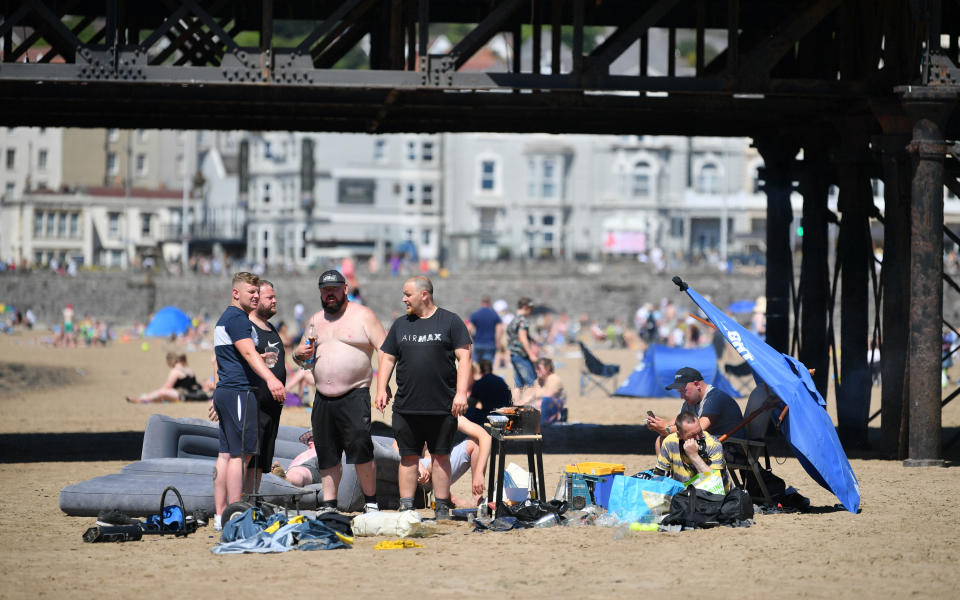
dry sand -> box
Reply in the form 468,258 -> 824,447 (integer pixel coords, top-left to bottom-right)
1,331 -> 959,599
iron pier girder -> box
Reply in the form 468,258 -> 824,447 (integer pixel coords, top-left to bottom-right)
900,86 -> 956,467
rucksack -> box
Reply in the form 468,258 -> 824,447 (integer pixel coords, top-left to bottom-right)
719,488 -> 754,523
742,468 -> 787,504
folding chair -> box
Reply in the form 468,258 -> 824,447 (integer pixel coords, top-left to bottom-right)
717,403 -> 789,505
721,437 -> 774,504
578,341 -> 621,396
724,362 -> 754,395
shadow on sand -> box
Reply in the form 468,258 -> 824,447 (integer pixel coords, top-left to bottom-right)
0,431 -> 143,463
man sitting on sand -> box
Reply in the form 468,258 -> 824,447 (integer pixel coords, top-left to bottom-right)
272,431 -> 322,487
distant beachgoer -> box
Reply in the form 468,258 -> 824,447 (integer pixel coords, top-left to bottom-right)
465,359 -> 511,426
506,297 -> 538,391
126,352 -> 206,403
519,358 -> 567,424
467,296 -> 502,363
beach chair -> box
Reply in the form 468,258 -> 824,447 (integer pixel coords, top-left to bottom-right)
721,437 -> 774,504
717,404 -> 788,505
724,361 -> 754,395
578,341 -> 620,397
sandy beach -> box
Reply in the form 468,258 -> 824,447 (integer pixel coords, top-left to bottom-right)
1,330 -> 958,599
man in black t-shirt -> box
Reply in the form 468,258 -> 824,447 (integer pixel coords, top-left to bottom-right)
248,279 -> 286,491
377,276 -> 472,519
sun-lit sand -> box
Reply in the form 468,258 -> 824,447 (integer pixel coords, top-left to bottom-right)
1,330 -> 958,599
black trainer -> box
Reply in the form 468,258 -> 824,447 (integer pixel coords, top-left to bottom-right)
96,508 -> 139,527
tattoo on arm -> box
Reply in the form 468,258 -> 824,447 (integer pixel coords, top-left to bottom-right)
212,466 -> 218,481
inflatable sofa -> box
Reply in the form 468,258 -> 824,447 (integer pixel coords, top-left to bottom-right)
59,414 -> 402,516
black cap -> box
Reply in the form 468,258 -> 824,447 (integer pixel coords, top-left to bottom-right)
665,366 -> 704,391
318,270 -> 346,288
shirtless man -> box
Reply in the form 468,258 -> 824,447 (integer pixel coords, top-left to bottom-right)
294,270 -> 388,513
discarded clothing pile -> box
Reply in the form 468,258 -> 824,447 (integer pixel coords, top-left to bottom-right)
212,507 -> 353,554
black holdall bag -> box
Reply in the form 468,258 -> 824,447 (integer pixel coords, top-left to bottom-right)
662,487 -> 726,529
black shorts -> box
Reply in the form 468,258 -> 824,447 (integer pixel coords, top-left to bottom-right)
310,387 -> 374,470
213,387 -> 259,457
256,392 -> 283,472
393,412 -> 457,457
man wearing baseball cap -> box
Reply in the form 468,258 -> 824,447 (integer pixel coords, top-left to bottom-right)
646,366 -> 744,453
293,269 -> 388,513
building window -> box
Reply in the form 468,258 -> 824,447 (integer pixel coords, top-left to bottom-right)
57,212 -> 66,237
69,213 -> 79,237
697,164 -> 721,194
480,160 -> 496,191
527,159 -> 536,197
108,212 -> 120,238
543,214 -> 554,226
38,149 -> 48,171
422,184 -> 433,206
4,182 -> 13,198
136,154 -> 147,176
407,141 -> 417,161
544,232 -> 553,242
263,141 -> 272,158
5,149 -> 14,170
423,228 -> 432,246
670,217 -> 684,237
107,128 -> 118,142
541,158 -> 558,198
422,141 -> 434,162
176,154 -> 184,176
374,138 -> 386,161
631,161 -> 652,197
407,184 -> 416,206
140,213 -> 152,236
46,212 -> 55,237
111,249 -> 123,267
263,182 -> 271,203
107,152 -> 118,175
35,251 -> 43,265
34,212 -> 43,237
137,129 -> 147,143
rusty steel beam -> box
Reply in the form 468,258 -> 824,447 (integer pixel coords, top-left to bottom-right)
797,134 -> 832,399
899,85 -> 957,467
755,136 -> 798,355
835,135 -> 874,450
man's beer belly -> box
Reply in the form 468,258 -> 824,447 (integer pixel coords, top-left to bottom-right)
311,337 -> 374,397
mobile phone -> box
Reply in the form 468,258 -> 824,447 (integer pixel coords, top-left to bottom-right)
646,410 -> 656,419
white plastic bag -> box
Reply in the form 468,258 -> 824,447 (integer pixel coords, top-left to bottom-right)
350,510 -> 438,538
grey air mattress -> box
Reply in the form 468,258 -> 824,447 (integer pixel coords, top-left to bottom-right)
59,414 -> 401,516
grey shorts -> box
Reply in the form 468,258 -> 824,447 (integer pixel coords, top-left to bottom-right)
292,455 -> 323,485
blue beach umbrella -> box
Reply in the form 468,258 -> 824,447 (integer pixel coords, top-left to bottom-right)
673,276 -> 861,513
144,306 -> 193,337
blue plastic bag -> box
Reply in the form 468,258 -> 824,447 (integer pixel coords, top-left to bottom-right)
607,475 -> 685,523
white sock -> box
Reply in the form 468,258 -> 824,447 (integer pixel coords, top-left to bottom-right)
213,514 -> 222,529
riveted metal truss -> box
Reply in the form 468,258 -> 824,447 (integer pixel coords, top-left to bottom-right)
0,0 -> 957,135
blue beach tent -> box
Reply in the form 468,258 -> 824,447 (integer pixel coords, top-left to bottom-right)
144,306 -> 193,337
614,344 -> 739,398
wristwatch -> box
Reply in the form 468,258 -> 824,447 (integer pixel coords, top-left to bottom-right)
665,425 -> 672,435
